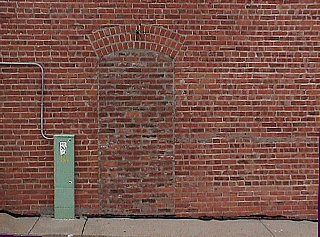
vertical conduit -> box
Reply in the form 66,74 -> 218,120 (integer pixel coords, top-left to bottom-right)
0,62 -> 52,140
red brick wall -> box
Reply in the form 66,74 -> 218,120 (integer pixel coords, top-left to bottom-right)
0,0 -> 319,220
99,50 -> 175,215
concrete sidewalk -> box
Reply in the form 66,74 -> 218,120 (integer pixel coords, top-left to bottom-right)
0,213 -> 317,237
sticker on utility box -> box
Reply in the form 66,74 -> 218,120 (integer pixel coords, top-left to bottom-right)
59,141 -> 69,164
59,141 -> 67,155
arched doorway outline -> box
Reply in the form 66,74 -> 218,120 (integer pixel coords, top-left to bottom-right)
89,25 -> 185,215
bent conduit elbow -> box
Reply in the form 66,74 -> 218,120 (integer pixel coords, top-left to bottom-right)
0,61 -> 52,140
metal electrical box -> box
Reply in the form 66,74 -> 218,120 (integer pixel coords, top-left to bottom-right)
54,134 -> 75,219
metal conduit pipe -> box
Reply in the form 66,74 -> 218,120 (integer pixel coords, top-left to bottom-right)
0,62 -> 52,140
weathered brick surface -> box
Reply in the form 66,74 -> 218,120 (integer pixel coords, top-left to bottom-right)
0,0 -> 319,220
99,50 -> 175,215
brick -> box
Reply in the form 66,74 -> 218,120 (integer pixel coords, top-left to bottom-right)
0,0 -> 318,220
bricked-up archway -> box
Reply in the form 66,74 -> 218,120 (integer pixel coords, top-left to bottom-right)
98,50 -> 175,215
90,25 -> 184,215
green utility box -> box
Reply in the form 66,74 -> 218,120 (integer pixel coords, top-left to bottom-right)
54,134 -> 75,219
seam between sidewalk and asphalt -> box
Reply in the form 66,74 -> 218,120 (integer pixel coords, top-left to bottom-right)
27,216 -> 40,235
259,220 -> 275,237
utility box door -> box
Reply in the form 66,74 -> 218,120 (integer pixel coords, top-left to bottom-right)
54,134 -> 75,219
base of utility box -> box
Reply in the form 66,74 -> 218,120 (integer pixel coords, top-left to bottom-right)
54,134 -> 75,219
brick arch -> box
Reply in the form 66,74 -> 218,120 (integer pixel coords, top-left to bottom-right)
88,25 -> 185,58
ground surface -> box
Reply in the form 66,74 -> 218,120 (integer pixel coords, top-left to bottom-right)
0,213 -> 317,237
